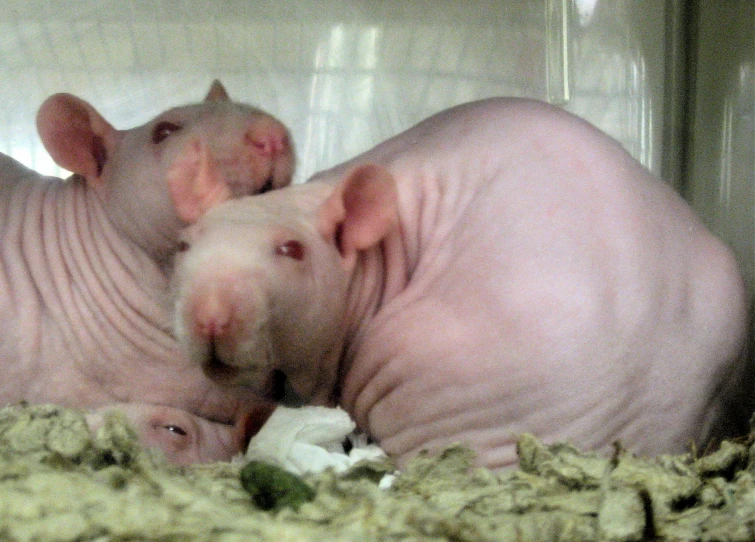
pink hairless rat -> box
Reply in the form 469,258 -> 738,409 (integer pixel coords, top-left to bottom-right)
0,81 -> 294,461
173,97 -> 749,469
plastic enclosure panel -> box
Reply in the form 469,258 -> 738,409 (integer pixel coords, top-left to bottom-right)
0,0 -> 667,183
687,2 -> 755,292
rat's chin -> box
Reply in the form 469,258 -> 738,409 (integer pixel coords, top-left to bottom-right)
198,342 -> 263,386
202,358 -> 239,382
200,354 -> 304,407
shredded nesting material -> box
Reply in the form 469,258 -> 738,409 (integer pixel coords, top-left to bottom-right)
0,403 -> 754,541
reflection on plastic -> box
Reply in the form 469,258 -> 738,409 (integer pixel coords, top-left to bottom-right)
546,0 -> 571,104
717,62 -> 755,288
575,0 -> 598,26
0,0 -> 663,179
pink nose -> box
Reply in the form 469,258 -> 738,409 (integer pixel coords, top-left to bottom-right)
245,122 -> 290,157
188,274 -> 252,343
191,294 -> 232,342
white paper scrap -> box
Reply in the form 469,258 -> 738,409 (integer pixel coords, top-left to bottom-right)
244,406 -> 389,477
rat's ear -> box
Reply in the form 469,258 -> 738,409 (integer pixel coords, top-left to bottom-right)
205,80 -> 230,102
36,93 -> 120,184
167,140 -> 231,224
318,164 -> 398,265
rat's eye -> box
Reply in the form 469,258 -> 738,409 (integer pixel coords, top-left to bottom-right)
275,240 -> 305,261
177,240 -> 190,253
162,424 -> 188,436
152,121 -> 182,144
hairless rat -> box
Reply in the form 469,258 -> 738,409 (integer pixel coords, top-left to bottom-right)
0,81 -> 293,463
173,98 -> 749,469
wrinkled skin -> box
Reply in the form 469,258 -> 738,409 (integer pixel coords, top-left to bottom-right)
0,81 -> 292,462
174,98 -> 749,470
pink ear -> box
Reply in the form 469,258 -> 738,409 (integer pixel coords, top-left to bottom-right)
204,80 -> 230,102
168,140 -> 231,224
319,164 -> 398,261
36,93 -> 118,183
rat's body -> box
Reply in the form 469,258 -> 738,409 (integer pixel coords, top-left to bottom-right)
174,98 -> 748,469
0,82 -> 292,445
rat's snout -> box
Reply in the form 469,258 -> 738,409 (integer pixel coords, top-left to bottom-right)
208,114 -> 294,196
185,267 -> 259,354
244,118 -> 291,160
188,275 -> 244,343
237,116 -> 295,194
167,113 -> 294,224
179,260 -> 275,390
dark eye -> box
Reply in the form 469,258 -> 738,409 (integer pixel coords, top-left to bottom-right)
152,121 -> 182,144
161,425 -> 187,436
275,240 -> 305,261
177,240 -> 190,252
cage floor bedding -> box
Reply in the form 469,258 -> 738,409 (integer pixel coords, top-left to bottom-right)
0,403 -> 754,541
